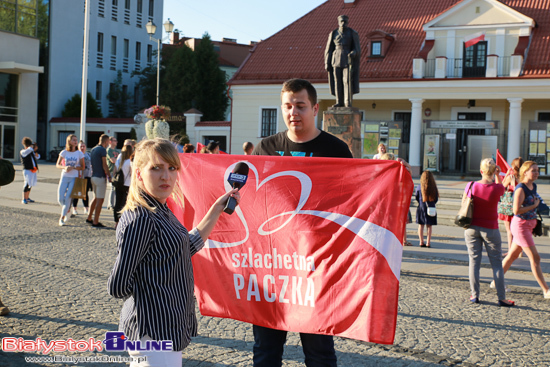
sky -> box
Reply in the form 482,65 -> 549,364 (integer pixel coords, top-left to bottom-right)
163,0 -> 327,44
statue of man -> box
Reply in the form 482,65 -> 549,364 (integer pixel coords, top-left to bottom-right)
325,15 -> 360,108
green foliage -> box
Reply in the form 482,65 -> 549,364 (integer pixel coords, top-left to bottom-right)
107,70 -> 133,117
134,33 -> 229,121
162,44 -> 196,114
61,93 -> 103,118
131,65 -> 157,109
130,128 -> 137,140
193,33 -> 229,121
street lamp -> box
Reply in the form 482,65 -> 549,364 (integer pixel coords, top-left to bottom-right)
146,18 -> 174,105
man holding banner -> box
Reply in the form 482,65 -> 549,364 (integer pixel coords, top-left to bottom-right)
251,79 -> 352,366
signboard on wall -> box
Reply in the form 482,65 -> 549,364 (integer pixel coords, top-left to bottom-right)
428,120 -> 499,129
423,135 -> 439,172
528,121 -> 550,176
361,121 -> 403,159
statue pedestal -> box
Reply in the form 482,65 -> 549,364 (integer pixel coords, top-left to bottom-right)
322,108 -> 362,158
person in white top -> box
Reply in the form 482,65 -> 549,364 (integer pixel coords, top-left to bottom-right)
20,137 -> 40,204
56,134 -> 85,226
113,144 -> 133,225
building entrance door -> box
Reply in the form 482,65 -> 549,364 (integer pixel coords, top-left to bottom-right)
0,124 -> 16,160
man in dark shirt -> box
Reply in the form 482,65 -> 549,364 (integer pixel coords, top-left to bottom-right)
87,134 -> 110,228
251,78 -> 352,366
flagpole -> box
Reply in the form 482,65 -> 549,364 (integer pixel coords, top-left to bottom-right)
80,0 -> 90,142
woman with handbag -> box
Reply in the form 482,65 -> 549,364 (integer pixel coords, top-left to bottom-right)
415,170 -> 438,248
501,161 -> 550,299
113,144 -> 133,225
498,157 -> 524,255
56,134 -> 85,226
465,158 -> 515,306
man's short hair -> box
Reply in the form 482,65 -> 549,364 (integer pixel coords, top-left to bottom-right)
109,136 -> 117,141
99,134 -> 109,145
338,15 -> 349,21
281,78 -> 317,106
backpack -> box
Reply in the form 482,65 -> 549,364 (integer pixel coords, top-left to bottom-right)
112,168 -> 125,189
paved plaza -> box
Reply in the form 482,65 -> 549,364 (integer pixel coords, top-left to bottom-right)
1,163 -> 550,366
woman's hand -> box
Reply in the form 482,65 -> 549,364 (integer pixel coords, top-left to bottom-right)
213,188 -> 241,212
495,166 -> 501,175
534,196 -> 541,208
196,188 -> 241,242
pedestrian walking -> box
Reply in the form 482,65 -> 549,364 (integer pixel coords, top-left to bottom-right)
113,144 -> 133,225
464,158 -> 515,307
55,134 -> 84,226
501,161 -> 550,299
107,138 -> 240,366
71,140 -> 92,215
106,136 -> 119,211
86,134 -> 110,228
416,171 -> 438,248
20,137 -> 40,204
498,157 -> 524,255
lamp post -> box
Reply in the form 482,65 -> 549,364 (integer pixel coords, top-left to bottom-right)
146,18 -> 174,106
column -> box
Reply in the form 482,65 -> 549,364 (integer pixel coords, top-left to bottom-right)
409,98 -> 424,177
507,98 -> 523,164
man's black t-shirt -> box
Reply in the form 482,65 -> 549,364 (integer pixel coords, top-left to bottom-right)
252,130 -> 352,158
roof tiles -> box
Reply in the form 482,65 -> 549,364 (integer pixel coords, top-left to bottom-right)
230,0 -> 550,84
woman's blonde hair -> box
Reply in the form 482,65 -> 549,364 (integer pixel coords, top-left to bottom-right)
480,158 -> 496,177
379,152 -> 395,160
377,143 -> 387,153
519,161 -> 537,182
65,134 -> 77,152
420,170 -> 438,202
123,138 -> 184,213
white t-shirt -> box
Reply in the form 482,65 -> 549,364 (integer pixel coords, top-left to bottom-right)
115,158 -> 132,187
60,150 -> 85,178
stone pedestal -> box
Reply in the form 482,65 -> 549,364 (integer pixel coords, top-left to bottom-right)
322,107 -> 362,158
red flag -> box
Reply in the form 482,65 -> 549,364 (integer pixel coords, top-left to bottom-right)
496,149 -> 510,178
464,32 -> 485,48
169,154 -> 413,345
196,142 -> 205,153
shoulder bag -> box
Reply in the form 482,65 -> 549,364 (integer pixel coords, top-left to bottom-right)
112,168 -> 125,190
455,181 -> 475,228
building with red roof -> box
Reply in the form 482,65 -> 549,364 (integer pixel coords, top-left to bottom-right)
228,0 -> 550,175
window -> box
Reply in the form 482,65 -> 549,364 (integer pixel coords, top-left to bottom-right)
538,112 -> 550,122
98,0 -> 105,17
137,0 -> 142,13
112,0 -> 118,5
371,41 -> 381,56
123,39 -> 129,58
148,0 -> 154,17
261,109 -> 277,137
136,42 -> 141,60
58,131 -> 74,148
111,36 -> 117,55
97,32 -> 104,53
96,81 -> 102,105
125,0 -> 130,9
147,44 -> 153,63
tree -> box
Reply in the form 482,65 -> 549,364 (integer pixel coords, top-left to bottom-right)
193,33 -> 229,121
132,65 -> 156,109
162,44 -> 197,115
61,93 -> 103,118
107,70 -> 133,117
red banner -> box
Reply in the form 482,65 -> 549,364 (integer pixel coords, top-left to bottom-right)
496,149 -> 511,179
169,154 -> 413,344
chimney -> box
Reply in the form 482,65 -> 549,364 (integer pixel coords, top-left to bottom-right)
170,31 -> 180,44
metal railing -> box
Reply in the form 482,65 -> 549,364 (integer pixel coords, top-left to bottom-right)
423,57 -> 511,78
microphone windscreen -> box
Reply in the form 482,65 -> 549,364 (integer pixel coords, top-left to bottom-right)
232,162 -> 250,176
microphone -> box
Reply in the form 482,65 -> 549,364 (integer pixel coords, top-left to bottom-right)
224,162 -> 249,214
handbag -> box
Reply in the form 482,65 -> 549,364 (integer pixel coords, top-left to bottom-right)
112,168 -> 125,190
427,206 -> 437,217
70,177 -> 88,199
455,181 -> 475,228
497,191 -> 514,216
533,211 -> 544,237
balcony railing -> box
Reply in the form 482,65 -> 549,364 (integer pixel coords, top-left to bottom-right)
423,56 -> 511,78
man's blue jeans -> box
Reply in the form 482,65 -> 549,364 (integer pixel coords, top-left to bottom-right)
253,325 -> 337,367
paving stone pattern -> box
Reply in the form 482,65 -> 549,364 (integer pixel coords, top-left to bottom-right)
1,206 -> 549,366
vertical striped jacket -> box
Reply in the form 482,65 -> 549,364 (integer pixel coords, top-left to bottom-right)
107,194 -> 204,351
